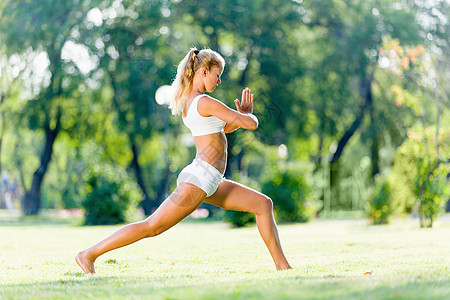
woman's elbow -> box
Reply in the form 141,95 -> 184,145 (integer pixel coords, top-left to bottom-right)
236,114 -> 258,130
248,116 -> 259,130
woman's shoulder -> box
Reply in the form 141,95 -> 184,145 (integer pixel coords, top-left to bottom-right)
197,95 -> 226,117
198,95 -> 225,107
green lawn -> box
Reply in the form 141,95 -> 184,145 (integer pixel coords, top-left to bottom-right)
1,211 -> 449,299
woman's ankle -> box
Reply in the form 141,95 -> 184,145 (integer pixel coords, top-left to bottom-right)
81,248 -> 97,262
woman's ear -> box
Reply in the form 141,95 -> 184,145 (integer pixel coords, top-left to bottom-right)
202,68 -> 207,77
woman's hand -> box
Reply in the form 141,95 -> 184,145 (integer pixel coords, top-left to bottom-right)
198,93 -> 259,131
234,87 -> 254,114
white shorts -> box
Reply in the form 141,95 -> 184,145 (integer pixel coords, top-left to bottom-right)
177,158 -> 224,197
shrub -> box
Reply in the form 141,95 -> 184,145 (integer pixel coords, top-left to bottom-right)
368,175 -> 392,225
389,126 -> 449,227
224,210 -> 256,228
82,164 -> 142,225
416,157 -> 449,227
389,143 -> 418,215
261,162 -> 315,223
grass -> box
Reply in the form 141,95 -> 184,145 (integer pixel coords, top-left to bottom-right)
0,210 -> 449,299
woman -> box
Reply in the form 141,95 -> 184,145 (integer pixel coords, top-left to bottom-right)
75,48 -> 292,274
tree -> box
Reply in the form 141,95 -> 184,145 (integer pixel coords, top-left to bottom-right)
179,0 -> 306,178
78,0 -> 183,214
297,0 -> 422,209
0,0 -> 102,214
381,34 -> 449,226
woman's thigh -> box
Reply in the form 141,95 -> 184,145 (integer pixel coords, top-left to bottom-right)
204,179 -> 272,214
145,183 -> 206,234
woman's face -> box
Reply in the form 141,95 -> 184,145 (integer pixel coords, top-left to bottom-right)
203,66 -> 222,93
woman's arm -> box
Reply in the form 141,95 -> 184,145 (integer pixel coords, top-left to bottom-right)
198,88 -> 258,131
223,122 -> 240,133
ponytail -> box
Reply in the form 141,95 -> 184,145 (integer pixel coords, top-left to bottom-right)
169,48 -> 198,115
169,47 -> 225,115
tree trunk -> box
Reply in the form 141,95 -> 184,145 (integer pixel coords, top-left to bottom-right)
313,123 -> 325,173
329,74 -> 373,209
153,109 -> 172,212
330,106 -> 366,164
22,120 -> 60,215
130,141 -> 158,215
329,160 -> 340,211
368,92 -> 380,177
154,157 -> 171,207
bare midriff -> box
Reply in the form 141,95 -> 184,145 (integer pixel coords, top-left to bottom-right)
193,131 -> 227,174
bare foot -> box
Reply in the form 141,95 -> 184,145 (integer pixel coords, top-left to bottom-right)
276,264 -> 293,271
75,251 -> 96,274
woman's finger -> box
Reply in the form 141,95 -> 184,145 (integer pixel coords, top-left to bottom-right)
234,99 -> 240,110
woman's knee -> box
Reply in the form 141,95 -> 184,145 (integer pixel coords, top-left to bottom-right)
143,218 -> 166,238
256,196 -> 273,215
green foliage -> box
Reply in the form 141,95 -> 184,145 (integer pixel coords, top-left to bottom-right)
262,161 -> 315,223
223,210 -> 256,228
418,166 -> 448,228
41,135 -> 86,209
389,126 -> 449,227
0,0 -> 447,218
379,28 -> 449,227
368,176 -> 392,225
413,128 -> 449,228
389,145 -> 417,215
82,164 -> 142,225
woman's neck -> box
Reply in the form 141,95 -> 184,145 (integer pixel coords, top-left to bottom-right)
190,85 -> 205,98
191,76 -> 205,96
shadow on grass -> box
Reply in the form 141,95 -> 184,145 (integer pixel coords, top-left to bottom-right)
2,272 -> 449,299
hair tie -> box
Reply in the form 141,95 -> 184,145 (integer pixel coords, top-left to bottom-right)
191,50 -> 200,61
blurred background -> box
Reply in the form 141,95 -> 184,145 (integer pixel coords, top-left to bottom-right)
0,0 -> 448,228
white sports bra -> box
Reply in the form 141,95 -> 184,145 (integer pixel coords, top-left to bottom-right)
182,94 -> 226,137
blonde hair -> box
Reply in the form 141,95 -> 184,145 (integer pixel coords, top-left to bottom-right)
169,47 -> 225,115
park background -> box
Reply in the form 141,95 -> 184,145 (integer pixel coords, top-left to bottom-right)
0,0 -> 449,299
